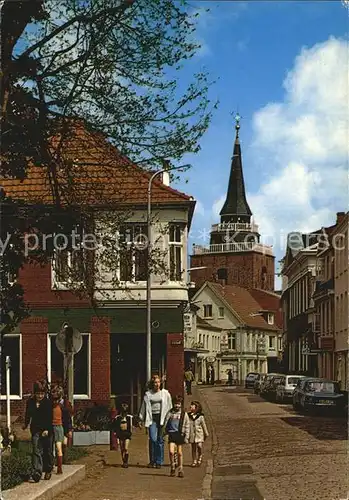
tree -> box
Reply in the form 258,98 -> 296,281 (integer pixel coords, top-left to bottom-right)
0,0 -> 214,330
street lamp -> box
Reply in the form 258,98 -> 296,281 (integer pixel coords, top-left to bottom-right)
146,163 -> 191,382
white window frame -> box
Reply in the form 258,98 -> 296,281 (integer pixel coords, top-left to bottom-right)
51,248 -> 84,290
203,304 -> 213,318
47,333 -> 91,400
218,307 -> 225,318
116,225 -> 148,284
267,313 -> 274,325
269,335 -> 276,350
0,333 -> 22,400
227,332 -> 236,350
168,223 -> 185,282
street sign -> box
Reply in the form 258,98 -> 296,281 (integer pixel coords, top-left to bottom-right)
183,313 -> 192,335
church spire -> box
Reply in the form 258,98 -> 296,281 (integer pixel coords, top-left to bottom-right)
219,113 -> 252,223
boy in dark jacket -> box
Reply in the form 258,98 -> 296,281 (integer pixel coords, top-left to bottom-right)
23,381 -> 53,482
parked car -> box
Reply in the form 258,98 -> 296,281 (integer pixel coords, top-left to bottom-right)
245,372 -> 259,389
275,375 -> 306,403
260,373 -> 282,397
293,378 -> 344,413
265,375 -> 285,401
254,374 -> 267,394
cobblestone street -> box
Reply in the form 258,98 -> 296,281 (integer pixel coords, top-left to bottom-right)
199,385 -> 348,500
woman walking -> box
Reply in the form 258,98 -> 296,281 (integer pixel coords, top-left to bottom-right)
139,374 -> 172,468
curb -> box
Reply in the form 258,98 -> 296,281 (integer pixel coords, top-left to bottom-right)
195,387 -> 218,500
2,464 -> 86,500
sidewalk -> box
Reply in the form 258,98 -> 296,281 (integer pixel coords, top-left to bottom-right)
52,389 -> 211,500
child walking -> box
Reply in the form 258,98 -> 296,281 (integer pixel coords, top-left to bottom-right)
188,401 -> 209,467
112,402 -> 133,468
162,395 -> 190,478
51,384 -> 72,474
22,381 -> 53,482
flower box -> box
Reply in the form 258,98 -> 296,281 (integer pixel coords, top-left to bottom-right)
95,431 -> 110,445
73,431 -> 95,446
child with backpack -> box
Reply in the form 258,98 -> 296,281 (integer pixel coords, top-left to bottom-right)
162,395 -> 190,478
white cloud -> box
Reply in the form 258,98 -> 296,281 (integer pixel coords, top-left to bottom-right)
212,195 -> 225,219
249,37 -> 349,253
195,200 -> 206,216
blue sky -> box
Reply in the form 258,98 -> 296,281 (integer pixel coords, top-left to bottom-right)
174,1 -> 349,281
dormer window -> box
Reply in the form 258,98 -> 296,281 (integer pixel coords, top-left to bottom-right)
268,313 -> 274,325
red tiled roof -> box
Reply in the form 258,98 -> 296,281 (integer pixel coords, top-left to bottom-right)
208,282 -> 279,331
0,124 -> 194,208
248,288 -> 283,329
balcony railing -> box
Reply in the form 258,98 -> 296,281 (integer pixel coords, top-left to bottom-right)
192,242 -> 274,256
211,222 -> 259,233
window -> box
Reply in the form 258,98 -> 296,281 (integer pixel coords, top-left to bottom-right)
48,334 -> 90,398
169,224 -> 183,281
227,332 -> 236,350
119,224 -> 148,281
278,337 -> 283,351
53,248 -> 84,284
218,307 -> 225,318
203,304 -> 213,318
1,334 -> 21,398
267,313 -> 274,325
269,336 -> 276,350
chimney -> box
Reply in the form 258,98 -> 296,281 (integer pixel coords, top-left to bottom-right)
336,212 -> 346,225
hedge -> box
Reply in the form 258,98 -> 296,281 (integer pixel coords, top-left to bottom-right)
1,441 -> 88,491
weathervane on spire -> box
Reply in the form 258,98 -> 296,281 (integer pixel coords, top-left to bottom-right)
231,110 -> 242,137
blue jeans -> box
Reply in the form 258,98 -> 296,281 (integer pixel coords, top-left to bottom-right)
32,433 -> 54,474
148,414 -> 164,465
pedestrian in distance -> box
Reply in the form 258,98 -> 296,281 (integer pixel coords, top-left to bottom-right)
184,367 -> 194,395
227,369 -> 233,386
138,374 -> 172,468
162,395 -> 190,478
51,383 -> 73,475
22,380 -> 54,482
188,400 -> 209,467
111,401 -> 134,468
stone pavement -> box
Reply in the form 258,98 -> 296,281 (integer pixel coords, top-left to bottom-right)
198,385 -> 349,500
51,390 -> 211,500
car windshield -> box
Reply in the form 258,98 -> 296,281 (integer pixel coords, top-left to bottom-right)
307,382 -> 337,393
288,377 -> 301,385
247,373 -> 258,379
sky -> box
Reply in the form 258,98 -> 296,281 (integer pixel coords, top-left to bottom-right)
174,0 -> 349,285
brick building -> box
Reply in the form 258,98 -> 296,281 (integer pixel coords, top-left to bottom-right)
190,118 -> 275,291
0,125 -> 194,415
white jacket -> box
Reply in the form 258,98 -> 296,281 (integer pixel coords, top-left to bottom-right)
139,389 -> 172,427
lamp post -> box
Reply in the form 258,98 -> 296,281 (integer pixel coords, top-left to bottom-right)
146,163 -> 190,382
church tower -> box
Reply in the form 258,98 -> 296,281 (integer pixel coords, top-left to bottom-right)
190,115 -> 275,291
